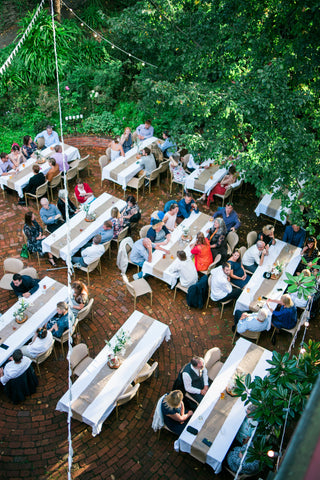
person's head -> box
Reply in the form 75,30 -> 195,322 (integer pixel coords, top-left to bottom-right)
49,158 -> 57,167
191,356 -> 204,371
184,192 -> 193,204
162,131 -> 170,139
40,197 -> 50,209
111,207 -> 119,218
228,165 -> 236,175
32,164 -> 40,174
230,250 -> 241,262
196,231 -> 206,245
151,219 -> 164,232
25,211 -> 35,226
93,234 -> 102,245
256,240 -> 266,251
281,294 -> 294,308
126,195 -> 136,207
257,308 -> 268,322
222,262 -> 231,276
177,251 -> 187,262
142,238 -> 152,249
292,224 -> 301,233
46,125 -> 53,135
144,120 -> 152,129
306,236 -> 317,251
169,202 -> 178,214
164,390 -> 183,409
11,143 -> 20,152
37,326 -> 48,339
54,144 -> 62,153
23,135 -> 32,146
76,178 -> 84,188
103,220 -> 113,230
225,202 -> 233,215
301,269 -> 311,277
214,217 -> 226,230
71,280 -> 87,295
58,189 -> 68,200
12,273 -> 22,286
143,147 -> 151,156
0,152 -> 8,161
12,349 -> 23,363
124,127 -> 131,135
262,225 -> 274,236
57,301 -> 68,315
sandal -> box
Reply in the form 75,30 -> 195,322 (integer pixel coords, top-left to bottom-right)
48,258 -> 57,267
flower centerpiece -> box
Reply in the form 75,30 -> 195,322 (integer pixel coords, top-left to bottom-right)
13,298 -> 29,324
226,368 -> 246,396
271,261 -> 284,279
82,203 -> 96,222
105,329 -> 131,369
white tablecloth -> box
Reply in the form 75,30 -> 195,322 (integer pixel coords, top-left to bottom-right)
0,158 -> 51,198
56,310 -> 171,436
142,211 -> 212,287
254,192 -> 295,225
101,136 -> 158,189
42,193 -> 126,260
174,338 -> 273,473
41,143 -> 80,163
0,277 -> 68,365
234,240 -> 301,313
184,160 -> 227,194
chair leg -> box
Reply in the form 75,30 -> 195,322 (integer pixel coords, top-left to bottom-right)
25,194 -> 28,207
173,286 -> 177,300
220,303 -> 224,320
36,252 -> 40,266
36,362 -> 41,376
53,346 -> 57,360
60,341 -> 64,357
150,291 -> 152,306
271,327 -> 276,341
134,295 -> 137,310
116,404 -> 119,420
232,328 -> 237,344
87,271 -> 90,287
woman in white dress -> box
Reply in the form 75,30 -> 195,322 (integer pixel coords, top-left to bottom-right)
110,137 -> 125,161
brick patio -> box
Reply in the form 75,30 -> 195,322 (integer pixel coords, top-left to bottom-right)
0,137 -> 317,480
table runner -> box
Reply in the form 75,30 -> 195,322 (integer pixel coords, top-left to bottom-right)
0,283 -> 65,343
265,196 -> 282,219
71,315 -> 154,416
190,344 -> 264,463
249,243 -> 298,311
152,214 -> 209,278
193,165 -> 220,192
50,195 -> 116,257
109,154 -> 139,181
6,164 -> 36,189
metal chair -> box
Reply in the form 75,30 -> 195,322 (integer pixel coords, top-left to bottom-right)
48,172 -> 62,201
126,173 -> 146,202
247,231 -> 257,248
112,226 -> 129,250
70,343 -> 93,378
24,181 -> 48,209
121,274 -> 152,310
32,341 -> 57,376
22,230 -> 40,266
77,154 -> 90,177
116,383 -> 140,420
74,258 -> 102,287
134,362 -> 158,384
0,257 -> 24,290
99,155 -> 109,186
226,231 -> 239,255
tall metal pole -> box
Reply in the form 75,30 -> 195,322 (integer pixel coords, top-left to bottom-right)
54,0 -> 61,22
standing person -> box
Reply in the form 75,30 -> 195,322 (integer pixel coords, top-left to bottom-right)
40,198 -> 64,233
136,120 -> 154,140
74,179 -> 94,204
120,127 -> 133,154
190,232 -> 213,272
242,241 -> 268,273
212,203 -> 240,232
161,390 -> 193,435
57,189 -> 79,221
8,144 -> 24,168
19,164 -> 45,205
177,192 -> 199,222
169,251 -> 198,288
282,224 -> 306,248
110,137 -> 125,161
0,349 -> 32,386
23,211 -> 56,266
163,203 -> 179,232
21,327 -> 54,359
70,281 -> 89,317
21,135 -> 37,159
210,262 -> 241,303
51,145 -> 69,172
34,125 -> 59,148
182,356 -> 209,404
157,131 -> 177,158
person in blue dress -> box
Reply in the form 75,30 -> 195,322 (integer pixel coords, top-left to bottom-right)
267,294 -> 297,344
120,127 -> 133,154
228,250 -> 250,288
161,390 -> 193,435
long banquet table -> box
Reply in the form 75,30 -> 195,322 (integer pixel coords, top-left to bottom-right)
42,193 -> 126,261
254,192 -> 292,225
184,160 -> 227,194
0,157 -> 51,198
0,277 -> 68,365
174,338 -> 273,473
56,310 -> 171,436
41,143 -> 80,163
101,136 -> 158,189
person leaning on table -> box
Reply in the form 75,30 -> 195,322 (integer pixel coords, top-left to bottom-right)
11,273 -> 40,298
0,349 -> 32,386
21,327 -> 54,359
242,240 -> 269,274
46,302 -> 74,339
161,390 -> 193,436
71,234 -> 104,268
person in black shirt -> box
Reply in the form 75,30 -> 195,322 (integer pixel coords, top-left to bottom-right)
11,274 -> 40,298
19,164 -> 45,205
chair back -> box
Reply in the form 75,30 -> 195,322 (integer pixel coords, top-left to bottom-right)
139,225 -> 150,239
247,231 -> 257,248
149,166 -> 161,181
135,362 -> 158,384
66,165 -> 78,182
238,246 -> 247,259
86,258 -> 101,273
36,137 -> 45,149
226,231 -> 239,253
106,147 -> 111,161
122,274 -> 135,296
158,159 -> 170,174
19,267 -> 38,279
116,226 -> 129,244
36,181 -> 48,197
103,240 -> 111,253
137,172 -> 146,188
117,383 -> 140,406
77,155 -> 90,172
204,347 -> 221,370
33,341 -> 55,365
211,253 -> 221,268
99,155 -> 109,170
181,154 -> 190,168
3,258 -> 24,274
77,298 -> 94,322
49,172 -> 62,189
70,343 -> 90,369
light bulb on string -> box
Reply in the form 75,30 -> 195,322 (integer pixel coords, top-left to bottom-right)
300,347 -> 306,354
304,321 -> 309,327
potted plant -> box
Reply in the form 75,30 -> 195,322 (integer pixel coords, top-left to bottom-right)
105,329 -> 131,369
13,298 -> 29,324
82,203 -> 96,222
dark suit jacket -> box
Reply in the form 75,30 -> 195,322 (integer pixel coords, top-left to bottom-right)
11,275 -> 40,297
23,172 -> 45,195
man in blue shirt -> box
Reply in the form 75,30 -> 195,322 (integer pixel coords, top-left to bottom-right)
0,152 -> 15,175
11,274 -> 40,298
35,125 -> 59,148
178,192 -> 199,221
157,131 -> 177,158
136,120 -> 154,140
46,302 -> 74,338
40,197 -> 64,233
213,203 -> 240,232
282,224 -> 306,248
130,237 -> 153,279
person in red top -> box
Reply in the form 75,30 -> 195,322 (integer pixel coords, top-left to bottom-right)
190,232 -> 213,272
74,178 -> 94,204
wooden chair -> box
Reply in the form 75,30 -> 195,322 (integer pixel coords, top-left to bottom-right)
232,328 -> 261,345
74,258 -> 102,287
169,170 -> 185,195
214,186 -> 233,207
112,226 -> 129,250
203,347 -> 223,381
70,343 -> 93,378
54,318 -> 78,357
134,361 -> 158,384
126,173 -> 146,202
173,281 -> 189,300
0,257 -> 24,290
226,231 -> 239,255
139,225 -> 150,239
102,240 -> 112,259
247,231 -> 257,248
121,274 -> 152,310
116,383 -> 140,420
76,298 -> 94,327
24,181 -> 48,209
48,172 -> 62,202
32,341 -> 57,376
147,166 -> 162,193
77,154 -> 90,177
205,274 -> 235,318
99,155 -> 109,186
66,165 -> 78,183
22,230 -> 40,266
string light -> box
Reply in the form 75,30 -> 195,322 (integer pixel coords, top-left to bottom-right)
61,0 -> 155,68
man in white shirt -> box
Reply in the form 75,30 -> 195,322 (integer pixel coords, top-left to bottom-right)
136,120 -> 154,140
210,262 -> 241,302
242,241 -> 268,273
169,251 -> 198,289
21,327 -> 54,359
72,234 -> 104,267
34,125 -> 59,148
234,308 -> 270,334
182,356 -> 209,404
0,349 -> 31,386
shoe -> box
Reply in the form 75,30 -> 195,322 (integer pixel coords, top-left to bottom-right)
18,200 -> 26,205
48,259 -> 57,267
133,273 -> 140,281
73,263 -> 82,269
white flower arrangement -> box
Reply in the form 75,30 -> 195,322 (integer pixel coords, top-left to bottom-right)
105,329 -> 131,358
13,298 -> 28,320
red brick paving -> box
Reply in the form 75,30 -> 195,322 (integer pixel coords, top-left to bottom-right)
0,136 -> 317,480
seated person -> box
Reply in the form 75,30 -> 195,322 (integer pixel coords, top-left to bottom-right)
147,219 -> 171,247
282,224 -> 306,248
57,189 -> 79,221
40,197 -> 64,233
161,390 -> 193,435
19,164 -> 45,205
267,294 -> 297,333
34,125 -> 59,148
164,199 -> 179,213
203,165 -> 238,206
297,236 -> 319,273
233,308 -> 269,334
177,192 -> 199,222
0,152 -> 15,175
110,137 -> 125,161
46,158 -> 60,182
51,144 -> 69,172
184,153 -> 198,173
157,131 -> 177,158
136,120 -> 154,140
190,232 -> 213,272
11,273 -> 40,298
72,234 -> 104,267
236,404 -> 258,444
111,207 -> 125,239
70,281 -> 89,317
290,269 -> 311,308
168,250 -> 198,289
130,237 -> 153,279
139,147 -> 156,179
8,143 -> 24,168
74,179 -> 94,204
227,445 -> 260,476
228,250 -> 250,288
242,240 -> 268,273
212,202 -> 240,232
163,202 -> 179,232
207,217 -> 228,262
169,153 -> 188,184
21,135 -> 37,159
210,262 -> 241,303
0,349 -> 31,386
257,224 -> 276,246
23,211 -> 56,266
46,302 -> 74,339
120,127 -> 133,154
182,356 -> 209,404
21,327 -> 54,359
97,220 -> 114,243
121,195 -> 141,227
